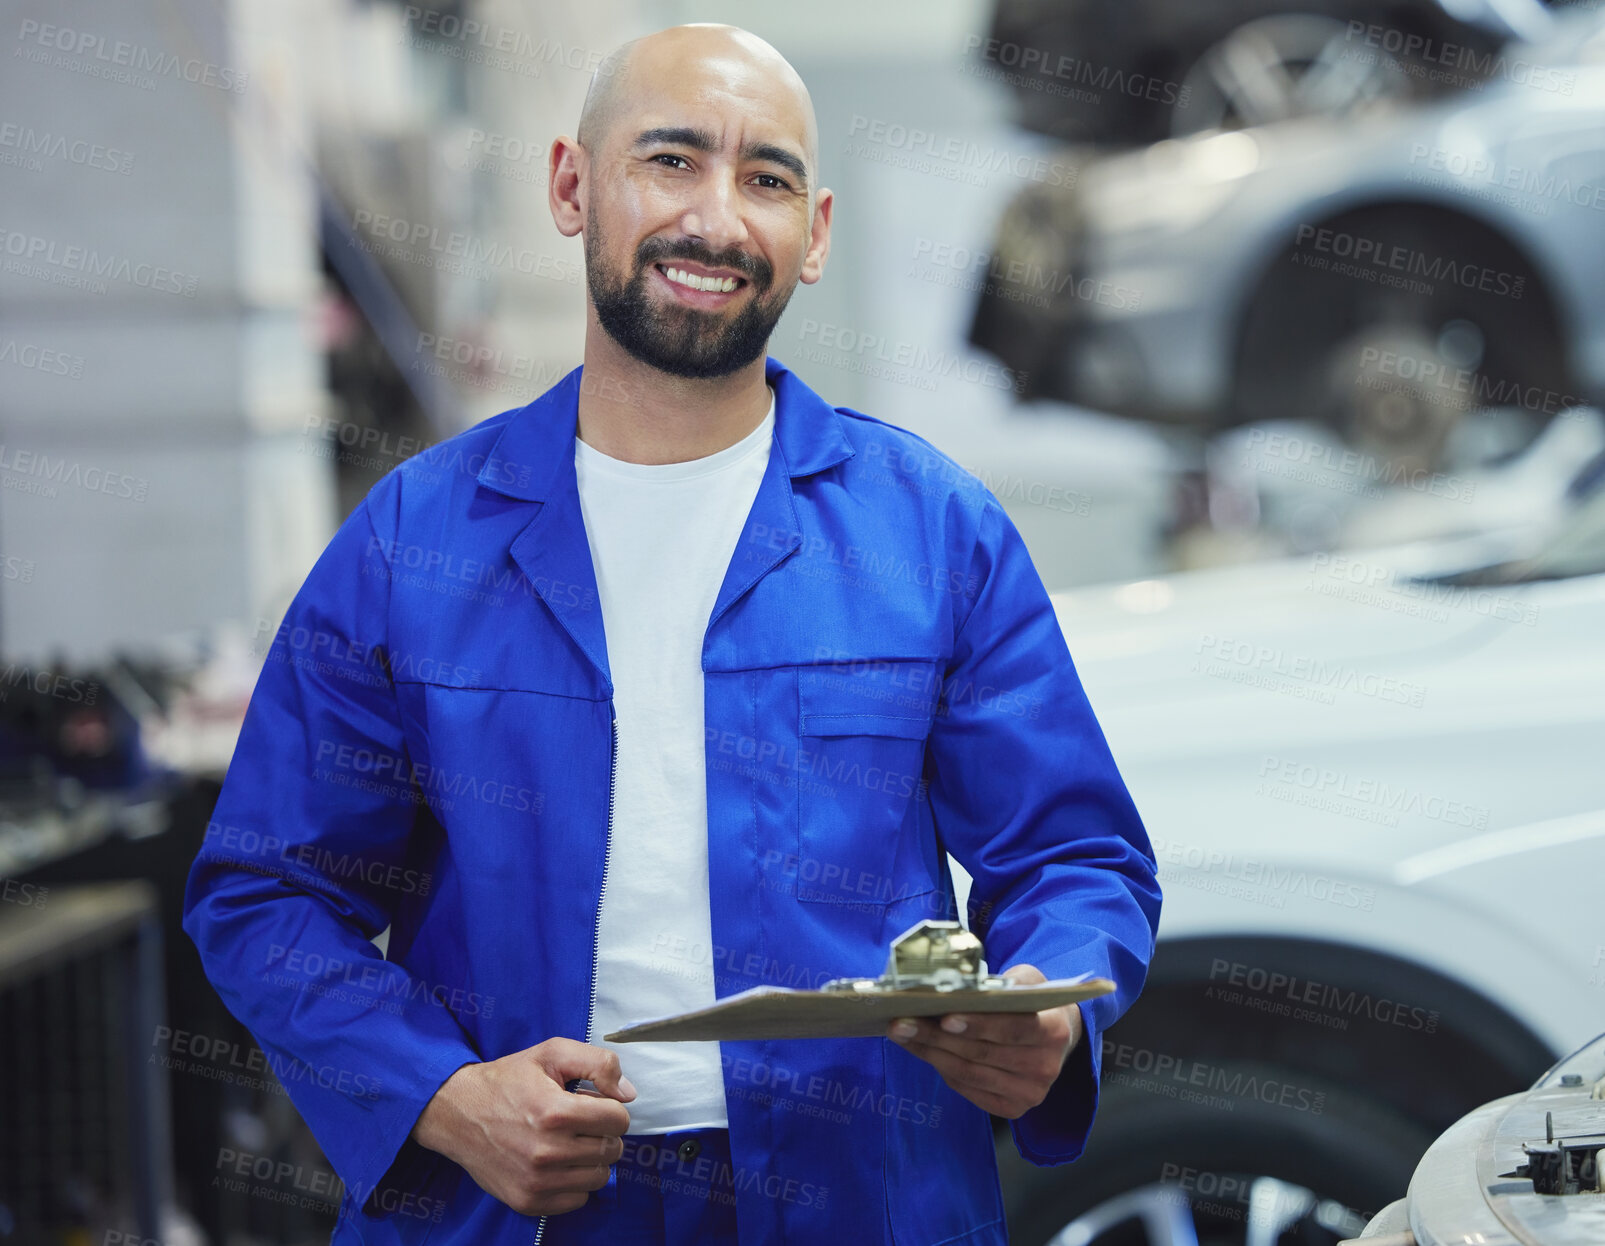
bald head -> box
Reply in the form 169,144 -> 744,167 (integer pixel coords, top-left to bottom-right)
553,22 -> 833,379
576,24 -> 819,198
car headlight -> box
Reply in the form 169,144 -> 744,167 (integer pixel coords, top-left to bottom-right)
1086,130 -> 1261,235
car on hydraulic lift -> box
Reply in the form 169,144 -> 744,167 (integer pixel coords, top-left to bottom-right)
969,6 -> 1605,476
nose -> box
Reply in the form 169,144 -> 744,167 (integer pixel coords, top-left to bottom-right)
678,165 -> 750,254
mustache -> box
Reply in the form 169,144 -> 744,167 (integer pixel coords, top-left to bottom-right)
636,236 -> 771,290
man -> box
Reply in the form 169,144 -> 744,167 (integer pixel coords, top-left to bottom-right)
183,23 -> 1160,1246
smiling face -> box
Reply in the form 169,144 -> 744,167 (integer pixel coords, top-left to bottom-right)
571,26 -> 829,379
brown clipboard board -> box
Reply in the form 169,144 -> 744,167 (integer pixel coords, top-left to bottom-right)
603,974 -> 1115,1042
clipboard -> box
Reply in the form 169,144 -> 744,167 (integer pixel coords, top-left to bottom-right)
602,919 -> 1114,1042
602,972 -> 1114,1042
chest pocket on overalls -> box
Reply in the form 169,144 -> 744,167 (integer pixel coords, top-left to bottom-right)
794,657 -> 941,907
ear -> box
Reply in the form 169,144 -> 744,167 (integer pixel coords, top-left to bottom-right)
799,186 -> 834,285
549,136 -> 586,238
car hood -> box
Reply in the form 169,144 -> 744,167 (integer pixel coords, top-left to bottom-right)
1050,538 -> 1533,712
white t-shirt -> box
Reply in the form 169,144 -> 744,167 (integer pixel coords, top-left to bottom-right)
574,386 -> 775,1133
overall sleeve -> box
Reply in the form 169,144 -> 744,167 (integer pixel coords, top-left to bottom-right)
182,484 -> 481,1215
925,495 -> 1161,1165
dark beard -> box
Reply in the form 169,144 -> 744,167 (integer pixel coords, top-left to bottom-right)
585,202 -> 794,379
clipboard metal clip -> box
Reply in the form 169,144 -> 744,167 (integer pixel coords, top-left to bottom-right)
819,920 -> 1012,996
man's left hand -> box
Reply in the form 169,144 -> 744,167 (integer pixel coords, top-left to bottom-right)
885,964 -> 1083,1119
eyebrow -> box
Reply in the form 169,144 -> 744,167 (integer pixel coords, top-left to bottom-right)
632,125 -> 809,189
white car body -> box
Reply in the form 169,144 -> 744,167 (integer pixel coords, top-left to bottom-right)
1042,521 -> 1605,1062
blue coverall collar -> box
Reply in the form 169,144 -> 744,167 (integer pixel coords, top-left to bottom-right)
475,354 -> 856,502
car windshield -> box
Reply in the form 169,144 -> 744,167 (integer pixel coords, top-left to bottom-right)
1438,456 -> 1605,585
1514,483 -> 1605,581
1521,5 -> 1605,67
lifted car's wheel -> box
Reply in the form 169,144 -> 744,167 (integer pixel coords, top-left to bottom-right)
1170,14 -> 1412,136
1233,206 -> 1572,473
1000,1061 -> 1436,1246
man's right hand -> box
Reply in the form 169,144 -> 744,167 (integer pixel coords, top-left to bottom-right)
412,1038 -> 637,1217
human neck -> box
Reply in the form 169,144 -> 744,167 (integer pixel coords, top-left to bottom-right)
575,321 -> 772,466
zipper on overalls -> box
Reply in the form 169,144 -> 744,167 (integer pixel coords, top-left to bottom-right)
534,709 -> 617,1246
